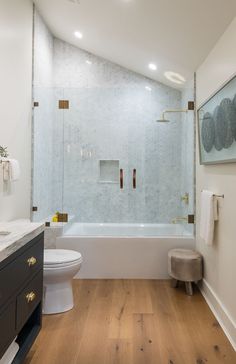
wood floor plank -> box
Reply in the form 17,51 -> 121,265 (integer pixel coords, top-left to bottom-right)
73,279 -> 113,364
132,313 -> 162,364
132,280 -> 154,314
25,280 -> 236,364
105,339 -> 133,364
109,280 -> 135,339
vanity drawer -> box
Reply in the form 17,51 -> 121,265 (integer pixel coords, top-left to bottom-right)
0,302 -> 16,359
16,270 -> 43,331
0,238 -> 43,308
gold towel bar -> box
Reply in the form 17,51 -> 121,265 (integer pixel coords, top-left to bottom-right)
201,191 -> 224,198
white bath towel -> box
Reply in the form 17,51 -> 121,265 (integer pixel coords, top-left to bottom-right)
200,190 -> 218,246
8,159 -> 20,181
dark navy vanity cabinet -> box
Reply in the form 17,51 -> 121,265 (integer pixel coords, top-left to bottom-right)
0,232 -> 44,363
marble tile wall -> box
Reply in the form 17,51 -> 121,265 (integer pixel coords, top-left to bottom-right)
33,9 -> 53,88
33,12 -> 194,225
54,39 -> 183,223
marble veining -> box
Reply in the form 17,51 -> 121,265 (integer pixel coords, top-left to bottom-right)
32,8 -> 194,226
0,220 -> 44,263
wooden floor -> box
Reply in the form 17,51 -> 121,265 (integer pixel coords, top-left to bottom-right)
25,280 -> 236,364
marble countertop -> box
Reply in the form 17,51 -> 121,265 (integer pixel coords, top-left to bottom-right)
0,219 -> 45,264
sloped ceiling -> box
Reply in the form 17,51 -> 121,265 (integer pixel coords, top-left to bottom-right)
34,0 -> 236,88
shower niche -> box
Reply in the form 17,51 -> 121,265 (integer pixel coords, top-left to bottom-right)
99,160 -> 120,184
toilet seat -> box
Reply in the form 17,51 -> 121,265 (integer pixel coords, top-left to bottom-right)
44,249 -> 82,268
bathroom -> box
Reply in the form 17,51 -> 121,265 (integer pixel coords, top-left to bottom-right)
0,0 -> 236,363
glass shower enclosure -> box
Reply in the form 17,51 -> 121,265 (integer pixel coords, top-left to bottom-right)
32,81 -> 195,237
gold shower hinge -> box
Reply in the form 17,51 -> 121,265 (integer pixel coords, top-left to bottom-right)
188,101 -> 194,110
59,100 -> 69,109
188,215 -> 195,224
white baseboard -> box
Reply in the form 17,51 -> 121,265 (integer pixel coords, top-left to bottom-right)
199,278 -> 236,351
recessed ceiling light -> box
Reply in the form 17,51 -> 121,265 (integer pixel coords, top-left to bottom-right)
74,31 -> 83,39
164,71 -> 186,84
86,60 -> 92,65
145,86 -> 152,91
148,63 -> 157,71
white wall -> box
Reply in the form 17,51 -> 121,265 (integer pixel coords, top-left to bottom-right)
196,17 -> 236,349
0,0 -> 33,221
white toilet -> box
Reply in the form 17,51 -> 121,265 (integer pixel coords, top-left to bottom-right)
43,249 -> 82,315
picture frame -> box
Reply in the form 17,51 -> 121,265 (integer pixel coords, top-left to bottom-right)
198,74 -> 236,165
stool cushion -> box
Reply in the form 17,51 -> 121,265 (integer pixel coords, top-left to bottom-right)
168,249 -> 203,282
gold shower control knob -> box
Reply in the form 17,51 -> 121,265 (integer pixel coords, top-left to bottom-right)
27,256 -> 37,266
26,291 -> 36,303
181,193 -> 189,204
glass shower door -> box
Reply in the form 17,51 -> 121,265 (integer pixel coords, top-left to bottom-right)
32,87 -> 64,223
61,84 -> 195,236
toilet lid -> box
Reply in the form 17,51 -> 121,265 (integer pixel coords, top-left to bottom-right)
44,249 -> 82,265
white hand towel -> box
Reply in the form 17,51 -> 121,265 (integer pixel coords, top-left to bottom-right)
8,159 -> 20,181
200,190 -> 218,246
1,158 -> 10,181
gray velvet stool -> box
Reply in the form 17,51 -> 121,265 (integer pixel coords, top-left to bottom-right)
168,249 -> 203,295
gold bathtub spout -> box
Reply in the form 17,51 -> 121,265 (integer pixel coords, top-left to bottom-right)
172,217 -> 188,224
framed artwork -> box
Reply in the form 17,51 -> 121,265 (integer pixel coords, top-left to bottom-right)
198,74 -> 236,164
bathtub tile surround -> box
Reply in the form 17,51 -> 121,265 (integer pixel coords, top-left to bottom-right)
43,224 -> 64,249
33,9 -> 194,226
61,85 -> 182,223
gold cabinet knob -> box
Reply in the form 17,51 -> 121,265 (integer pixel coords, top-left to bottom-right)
27,256 -> 37,266
26,291 -> 36,303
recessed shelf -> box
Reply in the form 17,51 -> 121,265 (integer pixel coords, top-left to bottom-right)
99,160 -> 119,184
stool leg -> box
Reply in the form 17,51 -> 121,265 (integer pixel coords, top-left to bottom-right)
185,282 -> 193,296
171,279 -> 178,288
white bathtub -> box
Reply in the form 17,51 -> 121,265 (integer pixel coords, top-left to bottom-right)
56,223 -> 195,279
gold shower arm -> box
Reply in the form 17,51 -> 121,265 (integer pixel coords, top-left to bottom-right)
161,109 -> 188,120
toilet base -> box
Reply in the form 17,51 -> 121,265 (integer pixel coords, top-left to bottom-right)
43,281 -> 74,315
